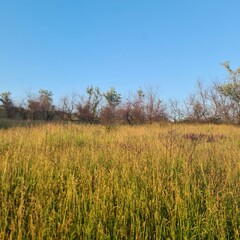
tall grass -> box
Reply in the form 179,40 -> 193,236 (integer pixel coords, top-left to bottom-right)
0,123 -> 239,239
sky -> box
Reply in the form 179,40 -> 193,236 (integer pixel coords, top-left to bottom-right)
0,0 -> 240,104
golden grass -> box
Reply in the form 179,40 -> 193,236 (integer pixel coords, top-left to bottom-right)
0,123 -> 240,239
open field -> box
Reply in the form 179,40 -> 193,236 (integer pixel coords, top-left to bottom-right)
0,123 -> 240,239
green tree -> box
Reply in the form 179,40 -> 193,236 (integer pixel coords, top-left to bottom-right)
39,89 -> 53,107
218,62 -> 240,123
100,87 -> 121,124
103,87 -> 121,109
86,86 -> 102,119
39,89 -> 55,120
27,89 -> 55,120
0,91 -> 12,104
218,62 -> 240,102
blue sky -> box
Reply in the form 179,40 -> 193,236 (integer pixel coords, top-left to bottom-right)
0,0 -> 240,103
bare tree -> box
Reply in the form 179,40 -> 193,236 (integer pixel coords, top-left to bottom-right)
184,80 -> 215,123
58,93 -> 78,121
168,99 -> 184,122
125,89 -> 146,124
145,86 -> 168,123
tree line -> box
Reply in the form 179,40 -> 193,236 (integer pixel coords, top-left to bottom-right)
1,62 -> 240,124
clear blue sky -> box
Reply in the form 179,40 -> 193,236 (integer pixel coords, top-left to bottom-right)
0,0 -> 240,103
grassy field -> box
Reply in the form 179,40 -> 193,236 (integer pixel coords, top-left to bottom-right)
0,123 -> 240,239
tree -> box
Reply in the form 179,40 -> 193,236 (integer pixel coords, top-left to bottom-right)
184,80 -> 215,123
40,89 -> 55,120
218,62 -> 240,123
100,87 -> 121,124
103,87 -> 121,109
145,86 -> 168,123
86,86 -> 102,121
208,82 -> 231,123
0,92 -> 15,118
77,86 -> 102,123
27,89 -> 55,120
131,89 -> 146,123
58,93 -> 78,121
169,99 -> 184,122
115,89 -> 145,125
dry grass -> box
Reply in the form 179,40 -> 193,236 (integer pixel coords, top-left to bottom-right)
0,123 -> 240,239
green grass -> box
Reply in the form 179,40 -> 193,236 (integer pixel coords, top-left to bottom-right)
0,123 -> 240,239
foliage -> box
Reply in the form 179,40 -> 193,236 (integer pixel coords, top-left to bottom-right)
27,89 -> 55,120
103,87 -> 121,109
86,85 -> 102,116
1,62 -> 240,124
218,61 -> 240,103
0,91 -> 12,104
0,92 -> 15,118
77,86 -> 102,122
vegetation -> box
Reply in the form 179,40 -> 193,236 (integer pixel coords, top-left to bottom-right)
1,63 -> 240,125
1,62 -> 240,238
0,123 -> 240,239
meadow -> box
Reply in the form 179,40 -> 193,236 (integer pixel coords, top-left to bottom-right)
0,123 -> 240,239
